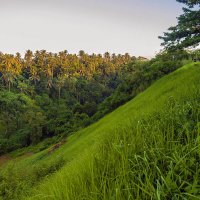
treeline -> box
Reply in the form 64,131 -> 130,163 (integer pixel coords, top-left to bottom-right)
0,49 -> 198,154
0,50 -> 135,153
92,50 -> 198,119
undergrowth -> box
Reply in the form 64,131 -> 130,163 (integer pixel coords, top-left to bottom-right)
27,65 -> 200,199
1,63 -> 200,200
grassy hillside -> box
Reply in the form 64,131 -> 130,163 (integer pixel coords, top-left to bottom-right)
1,62 -> 200,199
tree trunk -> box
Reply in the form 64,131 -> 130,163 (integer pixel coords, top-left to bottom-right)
58,87 -> 61,99
8,81 -> 10,92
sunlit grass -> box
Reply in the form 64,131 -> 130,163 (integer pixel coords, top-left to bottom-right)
1,62 -> 200,199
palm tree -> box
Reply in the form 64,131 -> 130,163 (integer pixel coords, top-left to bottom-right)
55,75 -> 66,99
0,54 -> 21,91
104,52 -> 110,61
24,50 -> 33,67
79,50 -> 85,57
29,66 -> 40,85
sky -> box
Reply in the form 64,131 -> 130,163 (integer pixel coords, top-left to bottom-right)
0,0 -> 183,57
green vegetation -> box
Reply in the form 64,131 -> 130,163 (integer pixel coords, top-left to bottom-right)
0,50 -> 136,153
0,62 -> 200,199
0,48 -> 193,154
159,0 -> 200,50
28,62 -> 200,200
0,1 -> 199,198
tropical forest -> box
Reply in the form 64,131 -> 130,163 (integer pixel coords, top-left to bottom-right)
0,0 -> 200,199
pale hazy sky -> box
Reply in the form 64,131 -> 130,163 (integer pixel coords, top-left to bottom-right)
0,0 -> 183,57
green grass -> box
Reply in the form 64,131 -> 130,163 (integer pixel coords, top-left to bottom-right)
1,62 -> 200,199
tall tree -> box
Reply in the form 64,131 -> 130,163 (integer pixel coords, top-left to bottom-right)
55,75 -> 66,99
159,0 -> 200,50
0,54 -> 21,91
177,0 -> 200,7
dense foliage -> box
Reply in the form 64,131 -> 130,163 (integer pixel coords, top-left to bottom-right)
0,1 -> 200,199
1,63 -> 199,200
0,50 -> 136,153
159,0 -> 200,50
177,0 -> 200,7
0,49 -> 196,154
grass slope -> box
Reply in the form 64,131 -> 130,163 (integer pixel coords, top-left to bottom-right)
1,62 -> 200,199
